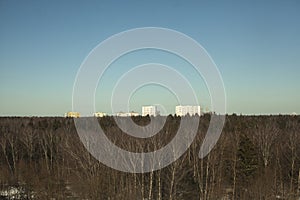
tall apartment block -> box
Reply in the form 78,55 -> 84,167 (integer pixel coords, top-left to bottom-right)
175,105 -> 201,116
142,105 -> 157,116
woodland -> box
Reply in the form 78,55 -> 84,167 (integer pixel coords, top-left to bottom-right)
0,115 -> 299,200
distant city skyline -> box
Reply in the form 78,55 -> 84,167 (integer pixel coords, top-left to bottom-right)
1,1 -> 300,116
67,104 -> 203,117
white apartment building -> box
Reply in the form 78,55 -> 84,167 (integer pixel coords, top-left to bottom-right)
64,112 -> 80,118
116,111 -> 139,117
175,105 -> 201,116
142,106 -> 157,116
94,112 -> 107,117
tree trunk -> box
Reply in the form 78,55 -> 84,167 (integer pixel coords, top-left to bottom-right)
157,169 -> 162,200
233,154 -> 237,200
148,170 -> 154,200
169,165 -> 176,200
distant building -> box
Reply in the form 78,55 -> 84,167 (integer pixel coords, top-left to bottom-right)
116,111 -> 139,117
142,106 -> 158,116
175,105 -> 201,116
129,112 -> 139,117
94,112 -> 107,117
65,112 -> 80,118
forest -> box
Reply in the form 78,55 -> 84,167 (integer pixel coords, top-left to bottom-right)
0,114 -> 299,200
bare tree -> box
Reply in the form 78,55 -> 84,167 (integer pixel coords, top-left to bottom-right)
253,117 -> 279,168
0,132 -> 14,174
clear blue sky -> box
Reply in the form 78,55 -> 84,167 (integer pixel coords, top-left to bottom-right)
0,0 -> 299,116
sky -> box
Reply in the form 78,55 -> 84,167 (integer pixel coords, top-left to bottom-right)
0,0 -> 300,116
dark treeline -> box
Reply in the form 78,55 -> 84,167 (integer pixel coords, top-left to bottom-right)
0,115 -> 300,200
